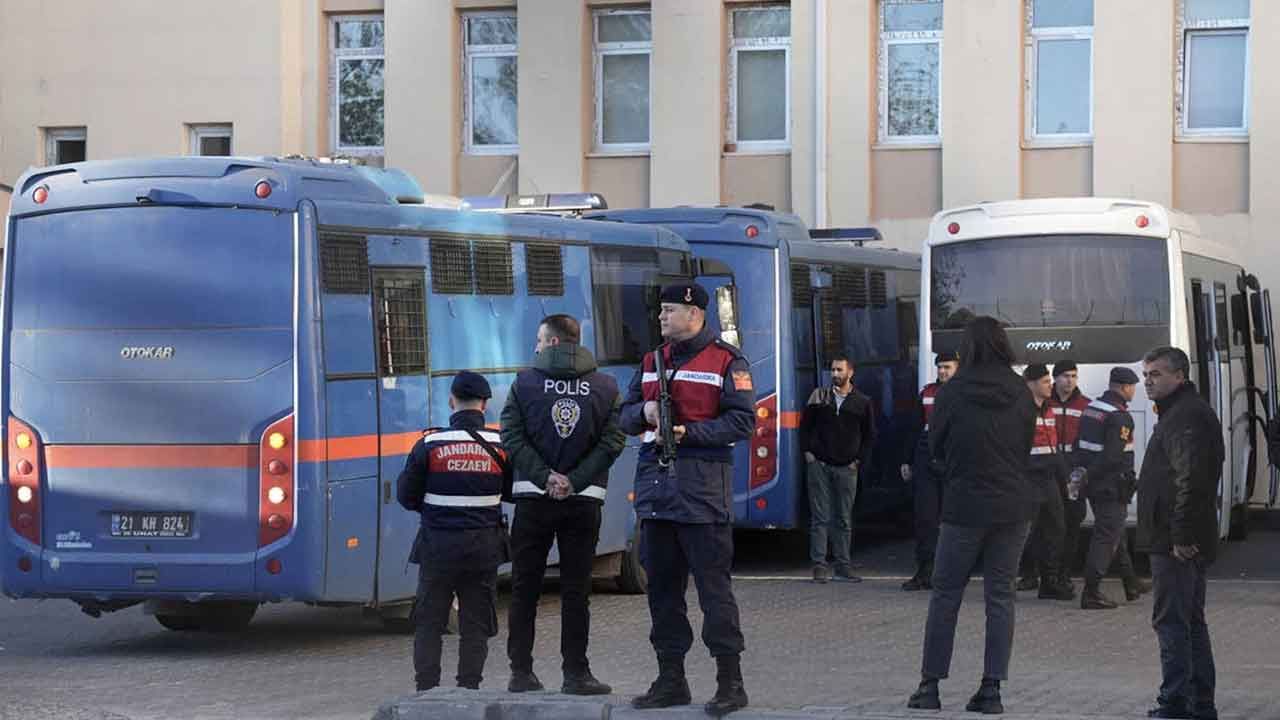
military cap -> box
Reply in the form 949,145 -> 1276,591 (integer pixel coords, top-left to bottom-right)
450,371 -> 492,400
1023,363 -> 1050,381
1110,367 -> 1140,385
1052,359 -> 1078,377
935,350 -> 959,365
659,283 -> 710,309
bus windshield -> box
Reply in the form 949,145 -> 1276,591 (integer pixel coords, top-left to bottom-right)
930,234 -> 1170,329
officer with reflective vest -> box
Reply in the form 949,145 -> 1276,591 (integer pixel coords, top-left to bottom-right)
1077,366 -> 1152,609
396,371 -> 506,692
619,283 -> 755,717
1048,360 -> 1089,594
500,313 -> 624,696
900,350 -> 959,591
1018,364 -> 1074,601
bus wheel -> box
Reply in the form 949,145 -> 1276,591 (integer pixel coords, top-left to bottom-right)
155,613 -> 202,632
1228,503 -> 1250,541
199,602 -> 257,633
616,546 -> 647,595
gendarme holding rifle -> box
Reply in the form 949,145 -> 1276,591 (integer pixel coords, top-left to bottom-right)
619,283 -> 756,717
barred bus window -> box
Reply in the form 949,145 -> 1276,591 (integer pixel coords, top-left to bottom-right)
818,288 -> 845,363
374,271 -> 427,376
525,243 -> 565,296
790,262 -> 812,307
474,239 -> 515,295
833,265 -> 868,308
430,237 -> 474,294
869,269 -> 888,308
319,233 -> 371,294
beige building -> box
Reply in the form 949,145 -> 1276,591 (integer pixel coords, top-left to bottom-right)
1,0 -> 1277,285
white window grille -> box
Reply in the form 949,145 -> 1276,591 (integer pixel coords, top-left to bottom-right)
464,11 -> 518,154
593,8 -> 652,153
728,6 -> 791,151
330,14 -> 385,155
189,124 -> 233,156
1177,0 -> 1250,137
878,0 -> 943,145
1025,0 -> 1093,143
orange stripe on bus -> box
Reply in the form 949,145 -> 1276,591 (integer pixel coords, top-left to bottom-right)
45,445 -> 258,469
297,431 -> 432,463
779,411 -> 802,429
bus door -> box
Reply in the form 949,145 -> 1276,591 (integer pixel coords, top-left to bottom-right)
371,268 -> 430,604
1246,282 -> 1279,506
1189,279 -> 1232,532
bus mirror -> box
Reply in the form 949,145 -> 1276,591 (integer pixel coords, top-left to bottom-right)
716,285 -> 741,348
1251,293 -> 1270,343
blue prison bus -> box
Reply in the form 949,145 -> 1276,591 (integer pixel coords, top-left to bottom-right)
0,157 -> 689,631
586,207 -> 921,530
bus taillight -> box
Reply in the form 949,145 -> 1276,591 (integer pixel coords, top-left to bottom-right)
749,395 -> 778,490
258,414 -> 295,548
8,417 -> 43,546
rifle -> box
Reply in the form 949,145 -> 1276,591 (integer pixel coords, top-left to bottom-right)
653,344 -> 678,467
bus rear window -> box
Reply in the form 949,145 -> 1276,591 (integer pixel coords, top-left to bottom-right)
591,247 -> 690,365
10,207 -> 293,330
931,234 -> 1170,330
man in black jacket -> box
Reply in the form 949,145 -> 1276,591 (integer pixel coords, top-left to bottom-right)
501,314 -> 625,695
1137,346 -> 1223,720
800,353 -> 877,584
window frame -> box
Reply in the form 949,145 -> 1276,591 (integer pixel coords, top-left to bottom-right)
727,5 -> 792,152
1176,0 -> 1250,139
877,1 -> 944,147
1024,1 -> 1094,145
44,127 -> 87,165
462,10 -> 519,156
593,8 -> 653,154
329,13 -> 386,156
188,123 -> 234,156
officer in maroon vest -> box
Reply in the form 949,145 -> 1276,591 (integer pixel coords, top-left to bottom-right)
900,350 -> 959,591
620,283 -> 755,717
1017,364 -> 1074,601
1048,360 -> 1089,594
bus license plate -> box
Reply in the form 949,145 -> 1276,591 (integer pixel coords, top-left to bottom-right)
110,512 -> 192,538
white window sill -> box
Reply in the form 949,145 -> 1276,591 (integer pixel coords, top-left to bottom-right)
723,149 -> 791,158
1022,139 -> 1093,150
463,148 -> 519,157
1174,135 -> 1249,144
873,141 -> 941,151
587,151 -> 651,159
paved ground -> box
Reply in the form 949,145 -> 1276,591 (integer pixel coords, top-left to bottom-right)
2,521 -> 1278,720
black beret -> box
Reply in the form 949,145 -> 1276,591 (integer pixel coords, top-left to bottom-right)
1052,360 -> 1078,377
934,350 -> 959,365
1110,367 -> 1140,385
450,371 -> 492,400
1023,363 -> 1050,381
659,284 -> 709,309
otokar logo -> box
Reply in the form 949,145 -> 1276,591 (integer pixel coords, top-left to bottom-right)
120,346 -> 175,360
1026,340 -> 1072,352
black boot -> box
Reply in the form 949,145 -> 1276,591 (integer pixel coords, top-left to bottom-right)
902,564 -> 932,591
906,676 -> 941,710
562,669 -> 612,696
965,678 -> 1004,714
1038,576 -> 1075,601
704,655 -> 748,716
632,655 -> 692,709
507,669 -> 544,693
1081,584 -> 1119,610
1015,575 -> 1039,592
1124,576 -> 1153,602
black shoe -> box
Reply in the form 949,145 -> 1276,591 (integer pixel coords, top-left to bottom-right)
812,565 -> 830,584
1125,577 -> 1153,601
902,574 -> 927,591
965,680 -> 1004,714
906,678 -> 941,710
457,681 -> 480,690
562,671 -> 612,696
415,682 -> 437,693
1192,702 -> 1219,720
833,565 -> 863,583
1015,576 -> 1039,592
1148,702 -> 1194,718
1081,587 -> 1119,610
704,655 -> 748,717
508,669 -> 544,693
1038,580 -> 1075,601
632,656 -> 692,709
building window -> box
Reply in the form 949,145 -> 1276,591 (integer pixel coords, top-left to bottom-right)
330,14 -> 385,154
729,6 -> 791,151
878,0 -> 943,145
189,124 -> 233,156
1026,0 -> 1093,142
594,8 -> 652,152
464,12 -> 518,154
45,127 -> 87,165
1177,0 -> 1250,137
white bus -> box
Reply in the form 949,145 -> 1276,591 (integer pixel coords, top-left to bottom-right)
920,198 -> 1277,542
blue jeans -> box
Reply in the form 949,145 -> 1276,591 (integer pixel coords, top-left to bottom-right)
806,461 -> 857,568
921,521 -> 1032,681
1150,553 -> 1216,713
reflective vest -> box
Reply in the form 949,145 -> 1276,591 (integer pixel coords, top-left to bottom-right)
1049,389 -> 1090,455
639,341 -> 738,449
1077,392 -> 1137,498
419,428 -> 505,530
1031,402 -> 1058,456
920,382 -> 941,432
508,366 -> 618,503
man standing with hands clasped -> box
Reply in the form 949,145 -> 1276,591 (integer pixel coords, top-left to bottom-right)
800,353 -> 876,584
1136,347 -> 1222,720
501,314 -> 625,696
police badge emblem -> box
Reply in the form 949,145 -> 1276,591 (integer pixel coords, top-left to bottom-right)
552,398 -> 582,439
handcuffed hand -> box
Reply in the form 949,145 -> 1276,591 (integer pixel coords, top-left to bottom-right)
900,464 -> 912,482
547,472 -> 572,500
804,452 -> 816,464
1172,544 -> 1199,562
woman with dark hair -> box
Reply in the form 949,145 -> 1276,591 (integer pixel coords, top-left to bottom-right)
907,316 -> 1037,714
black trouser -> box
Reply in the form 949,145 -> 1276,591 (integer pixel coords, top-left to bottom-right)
1150,553 -> 1216,713
912,443 -> 944,568
640,519 -> 745,658
414,561 -> 498,691
1084,497 -> 1135,586
507,500 -> 601,675
1021,473 -> 1065,582
1060,479 -> 1087,577
922,521 -> 1032,681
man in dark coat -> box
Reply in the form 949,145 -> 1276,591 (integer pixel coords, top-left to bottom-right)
1136,346 -> 1223,720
